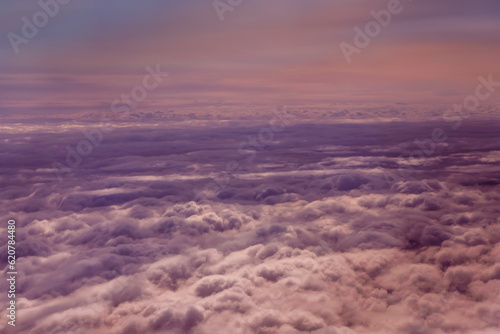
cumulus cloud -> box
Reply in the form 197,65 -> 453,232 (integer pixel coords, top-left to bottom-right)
1,120 -> 499,333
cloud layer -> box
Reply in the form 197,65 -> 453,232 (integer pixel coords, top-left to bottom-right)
0,119 -> 499,333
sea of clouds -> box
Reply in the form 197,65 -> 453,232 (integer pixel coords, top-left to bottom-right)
0,119 -> 499,334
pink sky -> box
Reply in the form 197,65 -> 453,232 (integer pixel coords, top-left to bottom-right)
1,0 -> 500,118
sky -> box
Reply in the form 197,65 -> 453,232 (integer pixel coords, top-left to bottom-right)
1,0 -> 500,119
1,2 -> 500,333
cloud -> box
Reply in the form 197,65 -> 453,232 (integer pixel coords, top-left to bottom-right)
1,119 -> 499,333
